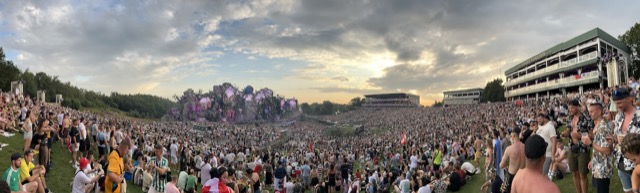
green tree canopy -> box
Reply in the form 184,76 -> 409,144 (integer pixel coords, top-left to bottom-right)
0,47 -> 175,118
482,78 -> 506,102
619,22 -> 640,79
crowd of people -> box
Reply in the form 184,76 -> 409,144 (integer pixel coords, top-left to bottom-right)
1,82 -> 640,193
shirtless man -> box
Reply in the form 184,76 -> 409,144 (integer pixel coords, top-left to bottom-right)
500,127 -> 526,193
511,135 -> 560,193
474,136 -> 484,166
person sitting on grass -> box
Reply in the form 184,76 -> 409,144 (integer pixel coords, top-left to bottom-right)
621,133 -> 640,193
3,153 -> 39,193
19,149 -> 50,193
72,158 -> 101,193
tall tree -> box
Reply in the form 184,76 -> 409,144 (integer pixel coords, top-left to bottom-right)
0,47 -> 22,92
482,78 -> 506,102
619,22 -> 640,79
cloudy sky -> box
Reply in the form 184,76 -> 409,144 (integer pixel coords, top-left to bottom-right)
0,0 -> 638,105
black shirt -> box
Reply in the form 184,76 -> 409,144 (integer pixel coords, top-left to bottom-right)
340,164 -> 350,180
69,126 -> 79,144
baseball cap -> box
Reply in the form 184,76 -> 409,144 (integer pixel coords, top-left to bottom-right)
525,135 -> 547,159
79,158 -> 90,170
612,88 -> 631,101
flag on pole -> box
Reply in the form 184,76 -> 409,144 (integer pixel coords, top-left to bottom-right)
309,141 -> 313,151
401,132 -> 407,145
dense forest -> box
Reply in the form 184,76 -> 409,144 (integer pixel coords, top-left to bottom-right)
0,47 -> 175,119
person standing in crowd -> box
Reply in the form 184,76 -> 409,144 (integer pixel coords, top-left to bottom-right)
612,87 -> 640,193
149,144 -> 169,193
69,119 -> 80,167
21,110 -> 33,152
621,133 -> 640,193
563,99 -> 594,193
90,120 -> 98,148
3,153 -> 38,193
581,101 -> 614,193
499,127 -> 525,193
433,144 -> 442,172
78,117 -> 87,159
185,169 -> 198,193
535,113 -> 557,177
19,149 -> 49,193
105,137 -> 131,193
97,126 -> 108,158
511,135 -> 560,193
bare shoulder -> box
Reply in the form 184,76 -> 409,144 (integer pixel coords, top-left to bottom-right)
543,181 -> 560,193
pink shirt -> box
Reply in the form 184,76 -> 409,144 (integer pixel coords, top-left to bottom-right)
165,182 -> 180,193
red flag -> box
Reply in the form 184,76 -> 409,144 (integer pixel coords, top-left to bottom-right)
401,132 -> 407,145
575,74 -> 581,79
309,141 -> 313,151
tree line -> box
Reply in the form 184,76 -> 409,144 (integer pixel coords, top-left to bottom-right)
0,47 -> 175,119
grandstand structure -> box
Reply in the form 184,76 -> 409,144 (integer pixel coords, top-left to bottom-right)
363,93 -> 420,107
504,28 -> 631,100
443,88 -> 483,105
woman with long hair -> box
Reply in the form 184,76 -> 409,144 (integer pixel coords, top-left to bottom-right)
37,119 -> 53,168
22,110 -> 33,152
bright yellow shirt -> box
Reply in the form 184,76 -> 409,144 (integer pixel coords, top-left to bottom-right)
19,158 -> 35,182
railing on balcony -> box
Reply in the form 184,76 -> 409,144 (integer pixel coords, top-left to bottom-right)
506,71 -> 599,96
507,51 -> 598,85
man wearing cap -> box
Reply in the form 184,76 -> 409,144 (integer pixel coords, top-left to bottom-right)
535,113 -> 557,178
148,144 -> 169,193
612,87 -> 640,193
561,99 -> 593,193
19,149 -> 49,193
511,135 -> 560,193
72,158 -> 101,193
3,153 -> 38,193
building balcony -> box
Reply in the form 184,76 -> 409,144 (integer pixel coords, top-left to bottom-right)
505,51 -> 598,87
505,71 -> 600,97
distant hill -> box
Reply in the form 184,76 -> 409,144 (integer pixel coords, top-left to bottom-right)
0,47 -> 175,119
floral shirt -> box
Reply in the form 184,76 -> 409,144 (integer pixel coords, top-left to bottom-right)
592,120 -> 614,179
571,111 -> 594,153
613,106 -> 640,171
430,179 -> 447,193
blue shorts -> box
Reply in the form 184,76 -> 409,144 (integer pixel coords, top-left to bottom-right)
617,169 -> 632,192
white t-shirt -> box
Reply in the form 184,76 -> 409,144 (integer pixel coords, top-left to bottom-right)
461,162 -> 475,174
79,123 -> 87,139
284,182 -> 295,193
72,170 -> 92,193
170,143 -> 178,157
58,113 -> 64,125
409,155 -> 418,169
536,121 -> 557,157
417,185 -> 432,193
201,163 -> 212,183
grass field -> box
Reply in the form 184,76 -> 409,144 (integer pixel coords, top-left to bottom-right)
0,125 -> 627,193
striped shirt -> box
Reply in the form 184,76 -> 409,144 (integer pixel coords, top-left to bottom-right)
149,156 -> 169,192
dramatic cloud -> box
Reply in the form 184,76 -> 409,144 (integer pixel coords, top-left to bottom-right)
0,0 -> 638,105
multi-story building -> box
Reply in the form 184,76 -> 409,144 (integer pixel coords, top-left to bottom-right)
363,93 -> 420,107
504,28 -> 631,100
443,88 -> 483,105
